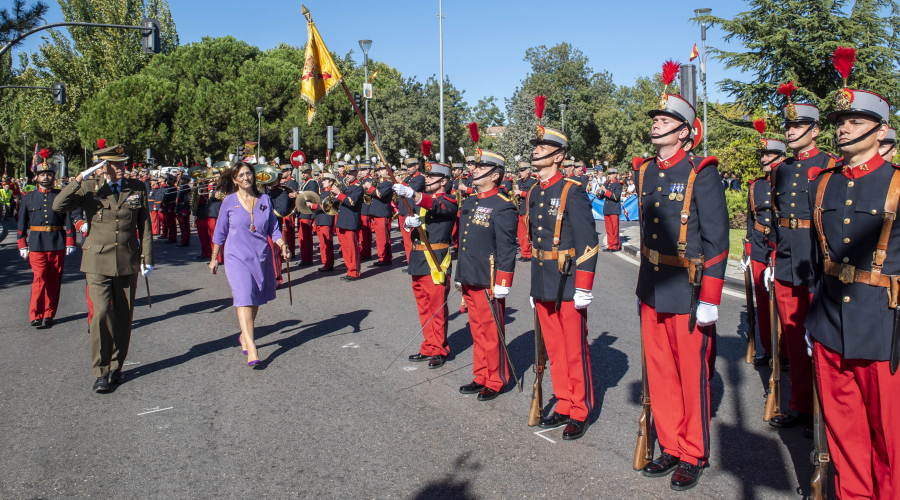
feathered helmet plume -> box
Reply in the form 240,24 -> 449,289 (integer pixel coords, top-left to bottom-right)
777,81 -> 798,121
38,148 -> 51,160
534,95 -> 546,141
657,60 -> 681,110
468,122 -> 482,161
97,139 -> 106,150
753,119 -> 768,149
421,140 -> 432,172
832,47 -> 857,110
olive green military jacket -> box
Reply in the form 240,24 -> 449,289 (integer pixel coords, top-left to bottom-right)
53,177 -> 154,275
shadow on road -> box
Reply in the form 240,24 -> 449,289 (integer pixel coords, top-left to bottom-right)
409,451 -> 481,500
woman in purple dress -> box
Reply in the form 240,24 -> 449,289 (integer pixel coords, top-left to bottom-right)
209,163 -> 290,367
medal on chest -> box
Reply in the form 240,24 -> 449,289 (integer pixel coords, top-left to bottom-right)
548,198 -> 560,217
473,206 -> 492,227
668,183 -> 684,202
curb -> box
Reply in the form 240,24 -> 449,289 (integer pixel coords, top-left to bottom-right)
621,244 -> 746,293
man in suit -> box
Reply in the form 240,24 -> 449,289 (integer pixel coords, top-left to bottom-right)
53,142 -> 154,392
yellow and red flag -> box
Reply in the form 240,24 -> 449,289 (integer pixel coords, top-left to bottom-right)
368,70 -> 379,84
690,43 -> 699,61
300,6 -> 343,124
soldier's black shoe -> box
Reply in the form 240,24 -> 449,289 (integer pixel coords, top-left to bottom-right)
477,387 -> 501,401
372,261 -> 391,266
93,376 -> 110,392
752,353 -> 772,366
670,462 -> 703,491
459,381 -> 485,395
428,355 -> 446,369
769,409 -> 811,428
43,318 -> 54,327
642,452 -> 681,477
538,411 -> 570,429
602,248 -> 612,252
340,276 -> 359,282
317,267 -> 333,272
408,353 -> 430,362
562,419 -> 588,440
110,369 -> 125,384
781,357 -> 790,369
401,268 -> 408,273
31,319 -> 42,327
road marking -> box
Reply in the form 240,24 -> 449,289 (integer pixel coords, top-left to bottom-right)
613,250 -> 744,299
124,361 -> 140,366
341,342 -> 359,349
138,406 -> 173,416
533,427 -> 559,444
403,366 -> 417,371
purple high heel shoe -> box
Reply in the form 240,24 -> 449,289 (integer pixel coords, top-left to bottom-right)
248,359 -> 260,368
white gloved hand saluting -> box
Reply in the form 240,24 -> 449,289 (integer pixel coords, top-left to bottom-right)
20,248 -> 29,260
66,246 -> 75,256
763,265 -> 774,291
696,301 -> 718,327
574,289 -> 593,309
740,255 -> 750,273
493,285 -> 510,299
403,214 -> 421,232
78,222 -> 88,235
80,160 -> 107,180
140,263 -> 154,277
393,183 -> 415,199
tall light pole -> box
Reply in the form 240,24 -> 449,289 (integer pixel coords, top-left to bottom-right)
559,103 -> 567,134
22,132 -> 26,178
437,1 -> 446,162
695,7 -> 711,157
256,106 -> 264,161
359,39 -> 372,161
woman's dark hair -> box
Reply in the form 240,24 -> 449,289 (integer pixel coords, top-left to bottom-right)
217,162 -> 261,196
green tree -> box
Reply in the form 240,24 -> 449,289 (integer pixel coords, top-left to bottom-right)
470,96 -> 505,127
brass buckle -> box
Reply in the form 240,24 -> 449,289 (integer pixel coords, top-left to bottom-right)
839,263 -> 856,284
648,249 -> 659,265
44,225 -> 52,232
790,218 -> 798,229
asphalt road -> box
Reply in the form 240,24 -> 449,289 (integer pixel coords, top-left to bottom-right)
0,218 -> 830,499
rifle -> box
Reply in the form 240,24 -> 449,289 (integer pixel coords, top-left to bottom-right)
810,362 -> 830,500
764,255 -> 782,421
487,254 -> 521,392
556,254 -> 573,312
527,307 -> 546,426
743,246 -> 757,363
633,306 -> 652,470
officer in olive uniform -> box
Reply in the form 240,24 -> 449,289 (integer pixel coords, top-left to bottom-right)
53,143 -> 154,392
331,164 -> 364,281
598,168 -> 624,251
394,162 -> 458,368
398,158 -> 425,268
455,149 -> 518,401
18,159 -> 76,327
633,75 -> 729,490
364,164 -> 395,266
296,165 -> 319,266
807,80 -> 900,499
526,125 -> 599,441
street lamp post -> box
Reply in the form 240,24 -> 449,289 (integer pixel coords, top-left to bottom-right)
256,106 -> 264,162
559,103 -> 567,134
22,132 -> 26,178
695,7 -> 711,157
359,39 -> 372,161
437,1 -> 446,162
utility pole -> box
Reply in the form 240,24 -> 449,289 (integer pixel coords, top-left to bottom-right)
359,40 -> 372,161
438,0 -> 446,162
256,107 -> 264,161
695,8 -> 712,157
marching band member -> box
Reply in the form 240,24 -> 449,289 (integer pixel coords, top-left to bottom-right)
296,164 -> 319,266
398,157 -> 425,270
513,161 -> 537,261
331,163 -> 363,281
598,168 -> 624,252
366,163 -> 395,266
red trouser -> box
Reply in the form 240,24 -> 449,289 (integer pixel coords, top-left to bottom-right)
773,278 -> 813,414
165,211 -> 176,241
398,215 -> 413,263
815,341 -> 900,499
604,214 -> 620,250
150,210 -> 160,235
537,299 -> 593,421
641,303 -> 713,467
281,216 -> 295,258
373,217 -> 392,264
315,224 -> 334,269
298,218 -> 314,264
359,215 -> 372,259
336,228 -> 359,278
28,250 -> 65,321
196,218 -> 212,257
517,214 -> 532,258
750,259 -> 774,354
178,213 -> 190,245
208,218 -> 223,263
412,274 -> 450,356
452,214 -> 460,249
462,285 -> 509,391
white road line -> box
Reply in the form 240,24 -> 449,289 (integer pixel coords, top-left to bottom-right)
137,407 -> 173,416
403,366 -> 417,371
613,250 -> 745,299
533,427 -> 559,444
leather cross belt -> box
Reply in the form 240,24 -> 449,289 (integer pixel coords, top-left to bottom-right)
824,261 -> 898,289
778,217 -> 811,229
753,222 -> 771,235
641,244 -> 704,283
30,225 -> 64,232
413,243 -> 449,251
534,248 -> 575,260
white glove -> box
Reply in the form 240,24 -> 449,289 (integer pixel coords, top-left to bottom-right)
78,222 -> 88,235
20,248 -> 29,260
763,265 -> 774,291
493,285 -> 510,299
696,301 -> 718,327
455,281 -> 461,292
82,160 -> 107,179
403,214 -> 421,232
393,183 -> 415,199
740,255 -> 750,273
66,246 -> 75,256
530,296 -> 535,309
573,289 -> 593,309
805,330 -> 813,357
140,263 -> 154,277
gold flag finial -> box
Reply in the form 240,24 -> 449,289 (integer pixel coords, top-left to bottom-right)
302,4 -> 312,23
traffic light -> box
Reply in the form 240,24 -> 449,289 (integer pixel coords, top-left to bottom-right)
332,125 -> 341,149
51,82 -> 65,105
353,92 -> 362,110
236,145 -> 245,163
141,18 -> 161,54
326,126 -> 334,150
289,127 -> 299,151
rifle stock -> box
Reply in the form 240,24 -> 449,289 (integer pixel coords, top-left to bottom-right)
810,360 -> 829,500
527,308 -> 545,427
633,319 -> 652,470
764,260 -> 782,422
743,249 -> 756,364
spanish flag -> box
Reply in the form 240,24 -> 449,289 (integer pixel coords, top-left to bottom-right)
690,43 -> 699,62
300,5 -> 343,124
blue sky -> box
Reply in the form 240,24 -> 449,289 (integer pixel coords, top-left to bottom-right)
16,0 -> 752,111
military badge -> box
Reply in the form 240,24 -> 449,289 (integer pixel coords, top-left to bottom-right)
785,103 -> 798,122
759,138 -> 768,150
475,148 -> 483,162
836,88 -> 854,111
536,125 -> 545,141
548,198 -> 560,217
657,93 -> 668,111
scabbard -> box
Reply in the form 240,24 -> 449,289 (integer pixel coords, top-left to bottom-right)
688,264 -> 703,333
891,307 -> 900,375
555,255 -> 572,312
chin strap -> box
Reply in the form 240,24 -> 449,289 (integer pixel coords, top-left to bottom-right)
650,123 -> 686,140
471,165 -> 503,182
531,146 -> 564,163
760,155 -> 784,167
787,122 -> 817,144
835,124 -> 882,148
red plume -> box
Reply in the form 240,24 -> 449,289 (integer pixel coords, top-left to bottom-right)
777,81 -> 796,98
38,148 -> 50,159
662,60 -> 680,86
534,95 -> 546,120
832,47 -> 857,80
753,119 -> 766,135
468,122 -> 480,145
421,140 -> 432,159
97,139 -> 106,149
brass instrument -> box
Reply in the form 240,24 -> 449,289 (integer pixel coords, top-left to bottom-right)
188,165 -> 213,180
322,192 -> 340,215
254,164 -> 280,186
511,176 -> 521,210
295,191 -> 322,215
190,184 -> 200,214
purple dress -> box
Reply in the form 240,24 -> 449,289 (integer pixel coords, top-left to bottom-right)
212,193 -> 283,307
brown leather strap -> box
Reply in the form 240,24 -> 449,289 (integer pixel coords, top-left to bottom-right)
413,243 -> 449,251
30,225 -> 64,232
777,217 -> 811,229
770,164 -> 779,219
813,172 -> 834,262
677,167 -> 699,257
638,161 -> 650,235
872,169 -> 900,281
823,260 -> 897,288
749,180 -> 757,221
641,244 -> 704,283
535,248 -> 575,260
754,221 -> 771,235
551,181 -> 574,254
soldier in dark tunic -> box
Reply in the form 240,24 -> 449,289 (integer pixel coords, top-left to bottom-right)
365,164 -> 395,266
296,165 -> 319,266
598,168 -> 624,251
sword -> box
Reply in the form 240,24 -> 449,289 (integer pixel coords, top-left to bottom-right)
382,287 -> 458,373
687,260 -> 704,332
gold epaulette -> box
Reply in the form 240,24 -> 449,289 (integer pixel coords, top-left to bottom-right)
497,193 -> 510,202
564,178 -> 582,186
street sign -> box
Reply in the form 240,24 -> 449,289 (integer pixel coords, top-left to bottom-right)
290,150 -> 306,167
363,83 -> 373,99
